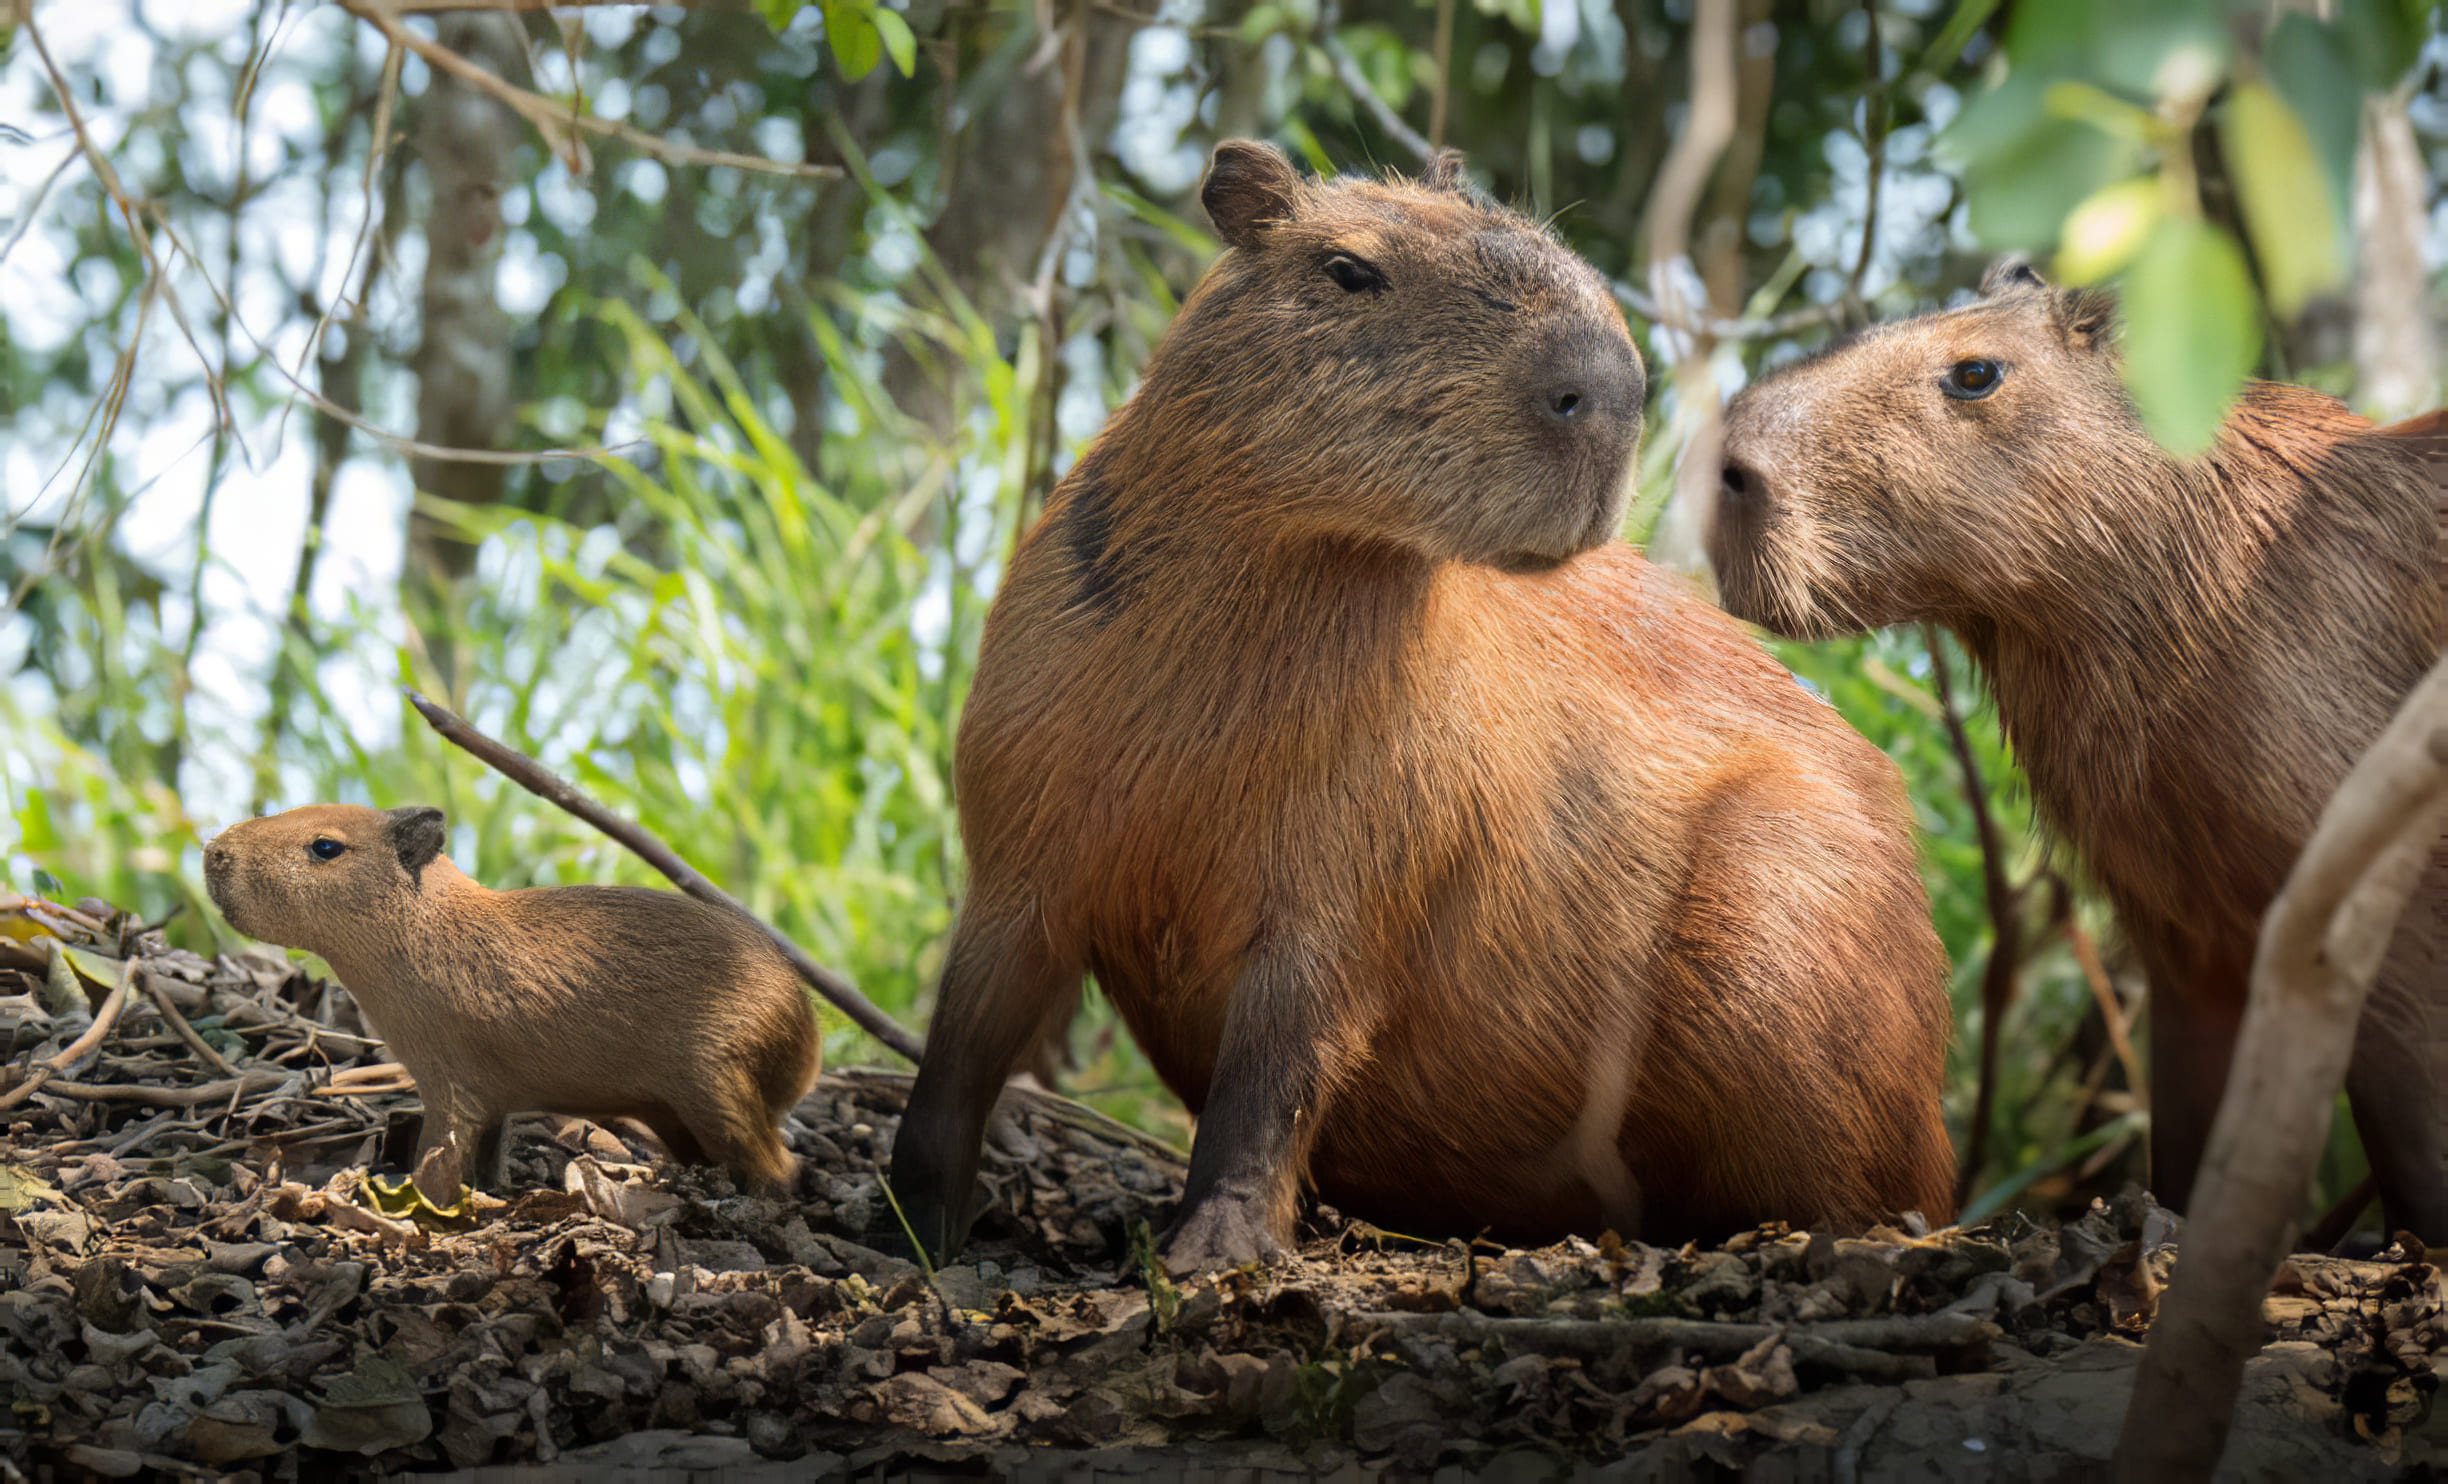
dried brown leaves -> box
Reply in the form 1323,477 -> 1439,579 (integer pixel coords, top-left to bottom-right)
0,895 -> 2434,1478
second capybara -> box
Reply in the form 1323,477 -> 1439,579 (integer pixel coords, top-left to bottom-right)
1711,261 -> 2448,1238
205,804 -> 819,1192
888,140 -> 1955,1272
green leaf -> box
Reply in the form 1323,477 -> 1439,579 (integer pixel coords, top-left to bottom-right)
821,0 -> 885,81
2220,81 -> 2344,319
874,8 -> 918,78
2120,215 -> 2261,458
2264,16 -> 2361,234
1921,0 -> 2003,75
1959,116 -> 2129,254
754,0 -> 814,30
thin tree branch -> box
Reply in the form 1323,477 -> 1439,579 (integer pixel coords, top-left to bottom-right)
141,965 -> 240,1079
404,691 -> 927,1064
339,0 -> 842,179
0,958 -> 135,1111
1846,0 -> 1887,314
2112,654 -> 2448,1482
1319,0 -> 1433,164
1927,624 -> 2022,1207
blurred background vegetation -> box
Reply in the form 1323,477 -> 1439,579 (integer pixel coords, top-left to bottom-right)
2,0 -> 2439,1227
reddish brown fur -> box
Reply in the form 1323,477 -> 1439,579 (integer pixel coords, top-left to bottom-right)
204,804 -> 818,1192
1712,263 -> 2448,1236
890,142 -> 1954,1271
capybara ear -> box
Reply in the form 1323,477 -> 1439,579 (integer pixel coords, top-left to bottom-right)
387,806 -> 447,884
1422,148 -> 1470,193
1203,140 -> 1300,251
2054,286 -> 2117,350
1979,257 -> 2047,297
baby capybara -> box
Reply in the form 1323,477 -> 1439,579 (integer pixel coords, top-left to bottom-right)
1711,261 -> 2448,1238
889,140 -> 1955,1272
205,804 -> 819,1192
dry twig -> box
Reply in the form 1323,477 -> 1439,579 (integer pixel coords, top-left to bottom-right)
339,0 -> 842,180
140,966 -> 239,1079
0,957 -> 136,1111
404,690 -> 927,1063
2113,653 -> 2448,1481
1927,625 -> 2022,1206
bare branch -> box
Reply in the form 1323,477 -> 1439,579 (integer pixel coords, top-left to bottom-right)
2112,653 -> 2448,1481
1927,625 -> 2022,1208
339,0 -> 842,180
404,691 -> 927,1064
0,957 -> 135,1111
1639,0 -> 1739,575
1318,0 -> 1433,164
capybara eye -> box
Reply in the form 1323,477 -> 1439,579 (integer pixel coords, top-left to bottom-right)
1941,359 -> 2003,400
1323,253 -> 1388,295
309,837 -> 347,862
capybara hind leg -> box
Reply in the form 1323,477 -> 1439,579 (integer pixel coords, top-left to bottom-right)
890,907 -> 1079,1264
2146,968 -> 2245,1215
638,1107 -> 713,1168
669,1075 -> 799,1191
1166,945 -> 1365,1274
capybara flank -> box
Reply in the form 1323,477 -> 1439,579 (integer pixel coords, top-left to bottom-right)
204,804 -> 819,1193
888,140 -> 1956,1273
1712,261 -> 2448,1238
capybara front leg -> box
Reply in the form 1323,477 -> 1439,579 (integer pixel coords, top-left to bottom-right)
889,905 -> 1078,1265
1165,946 -> 1361,1274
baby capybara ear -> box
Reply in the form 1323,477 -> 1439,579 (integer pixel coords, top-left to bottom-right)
387,806 -> 447,884
1979,257 -> 2048,297
1202,140 -> 1300,251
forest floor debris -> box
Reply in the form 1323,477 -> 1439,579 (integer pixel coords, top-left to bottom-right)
2,895 -> 2443,1481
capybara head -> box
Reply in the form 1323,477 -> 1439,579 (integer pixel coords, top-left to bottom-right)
1710,261 -> 2124,637
1139,140 -> 1644,569
205,803 -> 447,950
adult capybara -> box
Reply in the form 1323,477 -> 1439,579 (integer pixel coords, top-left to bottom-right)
888,140 -> 1954,1272
205,804 -> 819,1192
1711,261 -> 2448,1238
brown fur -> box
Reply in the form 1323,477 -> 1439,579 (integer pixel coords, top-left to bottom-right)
889,141 -> 1955,1272
204,804 -> 819,1192
1711,262 -> 2448,1237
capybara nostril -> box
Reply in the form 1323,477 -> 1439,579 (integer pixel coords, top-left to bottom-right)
1721,457 -> 1761,506
1532,327 -> 1643,432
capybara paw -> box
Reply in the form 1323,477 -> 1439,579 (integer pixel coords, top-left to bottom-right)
1163,1197 -> 1288,1275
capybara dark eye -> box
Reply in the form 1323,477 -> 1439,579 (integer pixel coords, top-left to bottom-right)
1323,253 -> 1388,295
1941,359 -> 2003,400
309,837 -> 347,861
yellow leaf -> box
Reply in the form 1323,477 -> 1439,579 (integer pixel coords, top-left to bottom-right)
2056,178 -> 2163,285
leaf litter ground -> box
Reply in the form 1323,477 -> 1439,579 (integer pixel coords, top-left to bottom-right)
2,896 -> 2443,1482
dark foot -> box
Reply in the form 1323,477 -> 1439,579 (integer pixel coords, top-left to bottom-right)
1164,1192 -> 1289,1274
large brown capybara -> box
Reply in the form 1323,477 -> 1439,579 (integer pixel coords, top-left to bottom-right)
205,804 -> 819,1193
888,140 -> 1955,1273
1711,260 -> 2448,1239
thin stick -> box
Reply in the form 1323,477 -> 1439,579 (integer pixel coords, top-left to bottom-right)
0,958 -> 136,1110
1318,2 -> 1433,164
36,1071 -> 291,1108
339,0 -> 841,180
140,966 -> 241,1079
1927,624 -> 2022,1207
404,690 -> 927,1063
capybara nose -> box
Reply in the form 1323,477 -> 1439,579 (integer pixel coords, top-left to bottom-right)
1721,456 -> 1765,507
1534,328 -> 1644,430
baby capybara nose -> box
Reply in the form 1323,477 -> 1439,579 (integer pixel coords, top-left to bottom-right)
1533,327 -> 1644,430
